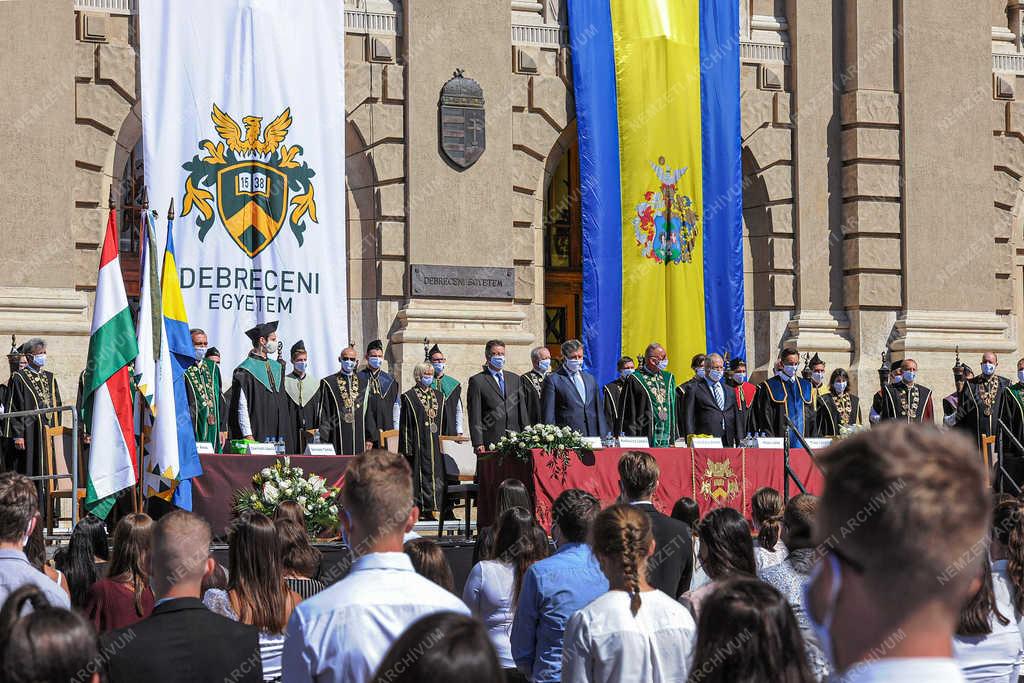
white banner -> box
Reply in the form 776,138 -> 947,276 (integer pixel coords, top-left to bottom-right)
139,0 -> 347,380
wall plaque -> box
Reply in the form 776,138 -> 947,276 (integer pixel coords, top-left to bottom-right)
411,265 -> 514,299
439,69 -> 485,169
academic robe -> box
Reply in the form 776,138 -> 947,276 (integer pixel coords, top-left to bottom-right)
318,372 -> 376,456
942,392 -> 959,425
956,375 -> 1012,450
285,372 -> 321,451
0,378 -> 12,471
728,379 -> 756,436
998,384 -> 1024,491
814,392 -> 862,437
185,359 -> 223,452
228,353 -> 296,453
435,374 -> 462,436
359,368 -> 398,447
810,383 -> 829,411
674,377 -> 701,439
7,367 -> 62,478
618,368 -> 678,447
399,386 -> 446,513
876,382 -> 935,424
603,377 -> 629,436
521,369 -> 546,426
750,376 -> 817,441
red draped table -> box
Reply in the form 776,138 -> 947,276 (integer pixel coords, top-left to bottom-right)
477,448 -> 823,532
191,454 -> 353,536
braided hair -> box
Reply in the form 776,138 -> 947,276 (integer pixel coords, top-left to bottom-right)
591,504 -> 653,616
752,487 -> 784,552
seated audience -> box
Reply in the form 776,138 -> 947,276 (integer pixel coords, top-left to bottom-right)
275,518 -> 326,599
953,555 -> 1022,681
752,487 -> 787,570
688,577 -> 815,683
991,497 -> 1024,629
403,537 -> 456,593
283,449 -> 469,683
679,507 -> 755,618
0,471 -> 69,608
273,500 -> 307,529
807,423 -> 990,680
25,519 -> 70,599
370,612 -> 504,683
511,489 -> 608,683
759,494 -> 830,681
464,506 -> 549,681
204,511 -> 299,681
671,496 -> 705,589
0,585 -> 101,683
562,504 -> 696,682
104,510 -> 263,683
54,513 -> 108,608
474,478 -> 533,564
85,512 -> 155,632
617,450 -> 693,596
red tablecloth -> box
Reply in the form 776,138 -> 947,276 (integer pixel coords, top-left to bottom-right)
478,448 -> 823,532
192,454 -> 353,536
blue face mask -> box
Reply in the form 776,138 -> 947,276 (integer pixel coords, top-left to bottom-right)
694,367 -> 706,380
537,358 -> 552,373
708,369 -> 723,383
902,371 -> 916,384
489,355 -> 506,370
982,362 -> 996,376
833,381 -> 848,394
432,362 -> 446,376
782,364 -> 799,378
657,359 -> 669,372
1018,370 -> 1024,384
802,553 -> 842,671
32,354 -> 46,368
194,346 -> 207,361
340,359 -> 357,374
564,358 -> 583,373
293,360 -> 307,374
621,368 -> 635,379
732,372 -> 746,384
811,371 -> 826,384
367,356 -> 383,370
420,375 -> 434,388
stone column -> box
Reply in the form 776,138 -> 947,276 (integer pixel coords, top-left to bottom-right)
782,0 -> 852,370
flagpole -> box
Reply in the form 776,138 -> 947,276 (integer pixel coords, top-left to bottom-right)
136,190 -> 150,514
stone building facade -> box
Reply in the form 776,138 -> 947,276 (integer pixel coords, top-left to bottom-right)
2,0 -> 1023,403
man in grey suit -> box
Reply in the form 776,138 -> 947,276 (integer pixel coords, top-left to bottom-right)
541,339 -> 608,437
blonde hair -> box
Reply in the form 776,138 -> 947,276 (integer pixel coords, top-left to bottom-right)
341,449 -> 413,536
412,362 -> 433,381
591,504 -> 652,616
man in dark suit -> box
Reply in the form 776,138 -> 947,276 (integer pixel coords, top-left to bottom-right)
617,450 -> 692,597
683,352 -> 744,447
468,339 -> 529,453
541,339 -> 608,437
104,511 -> 262,683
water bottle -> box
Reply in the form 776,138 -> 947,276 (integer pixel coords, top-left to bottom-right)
312,430 -> 321,445
275,436 -> 286,455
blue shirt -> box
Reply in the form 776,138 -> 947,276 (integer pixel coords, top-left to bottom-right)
510,542 -> 608,683
0,549 -> 70,609
784,376 -> 804,442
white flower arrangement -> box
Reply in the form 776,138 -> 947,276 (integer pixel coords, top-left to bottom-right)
492,424 -> 592,480
233,456 -> 341,534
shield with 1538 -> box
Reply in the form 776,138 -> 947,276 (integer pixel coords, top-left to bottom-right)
216,161 -> 288,257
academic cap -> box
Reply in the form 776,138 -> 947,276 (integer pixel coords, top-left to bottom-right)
205,347 -> 221,358
809,352 -> 824,366
729,358 -> 746,371
426,343 -> 442,361
366,339 -> 384,353
244,321 -> 278,343
291,340 -> 306,357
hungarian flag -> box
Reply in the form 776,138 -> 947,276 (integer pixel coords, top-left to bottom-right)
82,208 -> 139,518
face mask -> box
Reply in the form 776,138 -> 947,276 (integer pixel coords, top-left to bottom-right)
489,355 -> 506,370
368,356 -> 383,370
1018,370 -> 1024,383
194,346 -> 207,361
657,359 -> 669,372
902,371 -> 916,384
340,359 -> 357,374
782,364 -> 799,378
420,375 -> 434,388
293,361 -> 307,374
620,368 -> 635,379
694,367 -> 706,380
982,362 -> 996,376
803,553 -> 842,670
564,358 -> 583,373
708,369 -> 723,383
811,371 -> 825,384
732,372 -> 746,384
890,374 -> 902,385
537,358 -> 552,373
32,354 -> 46,368
833,381 -> 848,394
432,362 -> 446,376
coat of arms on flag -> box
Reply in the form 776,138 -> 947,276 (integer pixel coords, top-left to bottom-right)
180,104 -> 318,258
632,157 -> 700,266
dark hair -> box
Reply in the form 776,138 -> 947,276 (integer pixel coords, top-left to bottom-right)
957,555 -> 1008,636
551,489 -> 600,543
228,511 -> 290,633
779,347 -> 800,363
24,518 -> 47,571
54,515 -> 108,608
751,487 -> 784,552
0,585 -> 101,683
496,479 -> 532,519
616,356 -> 635,371
591,504 -> 652,616
829,368 -> 849,391
993,497 -> 1024,613
698,508 -> 756,580
690,353 -> 706,369
492,507 -> 549,604
107,513 -> 154,617
370,612 -> 504,683
688,577 -> 815,683
485,340 -> 506,357
404,538 -> 455,593
273,500 -> 306,528
0,471 -> 38,543
275,518 -> 322,579
782,494 -> 818,550
618,451 -> 660,501
671,497 -> 700,530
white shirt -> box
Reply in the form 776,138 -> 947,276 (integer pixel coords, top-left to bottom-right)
953,559 -> 1024,682
282,552 -> 469,683
836,658 -> 966,682
462,560 -> 516,668
991,559 -> 1024,656
561,589 -> 696,683
754,540 -> 788,571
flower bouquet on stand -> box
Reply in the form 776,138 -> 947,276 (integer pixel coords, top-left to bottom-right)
490,424 -> 593,482
233,457 -> 341,535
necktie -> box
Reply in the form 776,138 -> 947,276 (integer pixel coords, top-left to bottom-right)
496,371 -> 505,397
713,382 -> 724,411
572,372 -> 586,402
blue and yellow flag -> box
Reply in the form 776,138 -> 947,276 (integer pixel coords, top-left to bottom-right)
571,0 -> 745,385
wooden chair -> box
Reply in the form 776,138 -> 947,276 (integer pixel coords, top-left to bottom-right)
983,434 -> 996,488
379,429 -> 400,454
438,436 -> 477,537
43,426 -> 86,534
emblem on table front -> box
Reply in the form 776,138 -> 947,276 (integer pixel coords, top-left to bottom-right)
181,104 -> 318,258
633,157 -> 700,265
699,457 -> 740,505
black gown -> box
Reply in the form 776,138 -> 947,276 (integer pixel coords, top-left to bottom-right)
7,368 -> 62,478
1,379 -> 14,472
359,368 -> 398,447
319,372 -> 376,456
956,375 -> 1012,450
618,368 -> 679,447
876,383 -> 934,423
750,376 -> 817,439
399,386 -> 447,513
998,384 -> 1024,491
285,372 -> 321,451
603,377 -> 628,435
228,353 -> 296,452
814,392 -> 861,437
521,370 -> 545,426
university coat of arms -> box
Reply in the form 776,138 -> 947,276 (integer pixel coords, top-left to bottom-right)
699,457 -> 741,505
181,104 -> 318,258
633,156 -> 700,265
439,69 -> 485,169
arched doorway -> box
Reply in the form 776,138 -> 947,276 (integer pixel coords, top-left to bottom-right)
117,137 -> 146,306
543,137 -> 582,360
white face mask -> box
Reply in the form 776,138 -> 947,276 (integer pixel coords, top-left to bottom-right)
32,354 -> 46,368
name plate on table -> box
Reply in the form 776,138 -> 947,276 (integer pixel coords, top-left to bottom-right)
246,442 -> 278,455
690,437 -> 724,449
196,442 -> 215,455
580,436 -> 603,450
755,437 -> 785,449
304,443 -> 337,456
804,438 -> 833,450
617,436 -> 650,448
